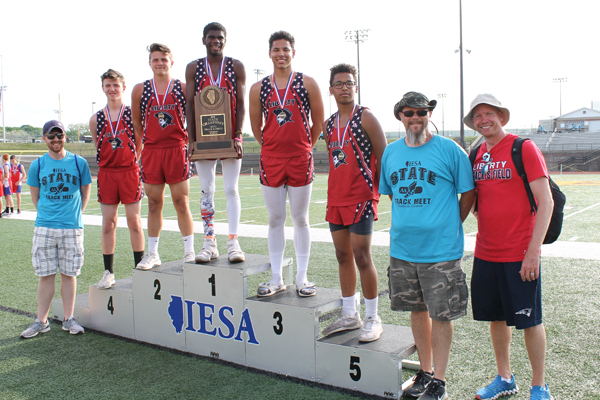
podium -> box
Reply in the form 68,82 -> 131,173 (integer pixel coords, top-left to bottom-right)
52,253 -> 417,398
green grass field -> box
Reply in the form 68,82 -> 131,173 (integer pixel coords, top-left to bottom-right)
1,172 -> 599,399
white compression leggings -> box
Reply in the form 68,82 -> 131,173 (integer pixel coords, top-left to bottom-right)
196,158 -> 242,238
261,183 -> 312,281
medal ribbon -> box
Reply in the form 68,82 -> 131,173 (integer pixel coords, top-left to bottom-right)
206,58 -> 225,87
272,71 -> 294,110
152,78 -> 173,108
105,104 -> 124,138
336,105 -> 356,148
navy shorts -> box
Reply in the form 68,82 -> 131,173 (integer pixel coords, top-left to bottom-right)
471,257 -> 543,329
329,210 -> 374,235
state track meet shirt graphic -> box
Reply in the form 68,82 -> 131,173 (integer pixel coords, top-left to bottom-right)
390,160 -> 436,207
41,168 -> 79,201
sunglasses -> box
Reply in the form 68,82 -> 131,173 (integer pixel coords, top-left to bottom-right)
400,110 -> 429,118
45,133 -> 64,140
332,81 -> 356,89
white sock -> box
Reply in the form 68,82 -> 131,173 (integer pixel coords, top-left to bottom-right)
148,237 -> 159,254
182,234 -> 194,253
295,254 -> 309,283
364,296 -> 378,319
501,375 -> 513,383
342,294 -> 357,316
270,251 -> 284,286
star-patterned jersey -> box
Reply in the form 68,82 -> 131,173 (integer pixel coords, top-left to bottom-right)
259,72 -> 312,157
10,163 -> 24,183
195,57 -> 237,138
139,79 -> 187,148
95,106 -> 138,169
326,106 -> 379,206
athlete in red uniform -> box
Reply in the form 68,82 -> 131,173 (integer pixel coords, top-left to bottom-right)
249,31 -> 324,297
132,44 -> 195,269
9,155 -> 26,213
321,64 -> 387,341
185,22 -> 246,264
90,69 -> 145,289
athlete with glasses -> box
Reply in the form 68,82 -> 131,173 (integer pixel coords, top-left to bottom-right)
379,92 -> 475,400
321,63 -> 387,342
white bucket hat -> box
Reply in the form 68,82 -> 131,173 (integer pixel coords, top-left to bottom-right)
463,93 -> 510,130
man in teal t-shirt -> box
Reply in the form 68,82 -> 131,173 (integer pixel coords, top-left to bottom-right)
20,120 -> 92,339
379,92 -> 475,400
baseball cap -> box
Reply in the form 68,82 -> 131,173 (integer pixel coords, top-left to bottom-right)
43,120 -> 65,135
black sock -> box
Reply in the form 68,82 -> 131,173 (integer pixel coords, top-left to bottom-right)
10,207 -> 13,213
3,207 -> 8,213
103,254 -> 114,274
134,251 -> 144,268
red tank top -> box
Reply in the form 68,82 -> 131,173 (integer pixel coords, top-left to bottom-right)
10,163 -> 23,181
140,79 -> 187,148
326,106 -> 379,206
259,72 -> 312,157
195,57 -> 238,138
95,106 -> 138,169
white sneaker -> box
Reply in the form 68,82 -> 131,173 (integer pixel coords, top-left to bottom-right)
195,239 -> 219,263
97,270 -> 115,289
184,251 -> 195,263
358,315 -> 383,342
322,312 -> 363,336
227,238 -> 245,263
136,252 -> 161,270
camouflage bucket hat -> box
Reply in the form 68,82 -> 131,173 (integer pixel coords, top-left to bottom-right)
394,92 -> 437,121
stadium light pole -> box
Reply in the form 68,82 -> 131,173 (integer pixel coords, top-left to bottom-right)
438,94 -> 446,136
553,77 -> 567,116
345,29 -> 370,105
458,0 -> 466,149
253,69 -> 266,82
1,55 -> 5,142
92,102 -> 96,114
54,93 -> 62,122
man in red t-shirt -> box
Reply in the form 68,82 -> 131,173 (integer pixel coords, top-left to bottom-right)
466,94 -> 554,400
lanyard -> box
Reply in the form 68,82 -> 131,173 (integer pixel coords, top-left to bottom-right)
105,104 -> 124,137
272,71 -> 294,109
336,105 -> 356,148
206,58 -> 225,87
151,78 -> 173,108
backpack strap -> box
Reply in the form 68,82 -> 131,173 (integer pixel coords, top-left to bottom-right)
511,137 -> 537,215
73,153 -> 81,187
468,144 -> 482,212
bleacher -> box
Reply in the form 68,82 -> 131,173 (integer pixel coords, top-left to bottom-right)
519,131 -> 600,152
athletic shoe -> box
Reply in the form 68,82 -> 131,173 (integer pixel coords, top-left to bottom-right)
97,270 -> 115,289
403,369 -> 434,398
195,239 -> 219,263
476,374 -> 519,400
420,378 -> 447,400
62,317 -> 85,335
322,312 -> 362,336
136,252 -> 161,270
296,281 -> 316,297
257,282 -> 286,297
17,210 -> 21,214
184,251 -> 195,263
358,315 -> 383,342
530,384 -> 554,400
20,319 -> 50,338
227,238 -> 245,263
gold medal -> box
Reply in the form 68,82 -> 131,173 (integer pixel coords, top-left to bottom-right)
279,111 -> 286,119
158,112 -> 165,119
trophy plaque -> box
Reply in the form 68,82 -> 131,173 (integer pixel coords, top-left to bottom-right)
190,85 -> 238,160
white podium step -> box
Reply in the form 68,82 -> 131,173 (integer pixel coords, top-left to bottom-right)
316,323 -> 416,399
244,287 -> 342,380
52,292 -> 91,327
89,277 -> 135,338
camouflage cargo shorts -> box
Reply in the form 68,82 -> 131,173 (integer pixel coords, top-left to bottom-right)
387,257 -> 468,321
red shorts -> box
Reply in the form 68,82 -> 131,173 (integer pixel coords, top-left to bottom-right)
10,180 -> 22,194
259,152 -> 314,187
140,145 -> 192,185
98,166 -> 144,205
326,200 -> 378,226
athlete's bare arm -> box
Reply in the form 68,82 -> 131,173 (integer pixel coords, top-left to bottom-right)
185,61 -> 197,144
131,83 -> 145,150
89,113 -> 98,146
249,81 -> 263,143
233,59 -> 246,158
322,116 -> 333,147
19,164 -> 26,184
361,109 -> 387,184
303,75 -> 324,146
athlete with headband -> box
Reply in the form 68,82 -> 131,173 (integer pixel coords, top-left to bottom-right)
90,69 -> 145,289
132,43 -> 195,270
186,22 -> 246,264
249,30 -> 324,297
